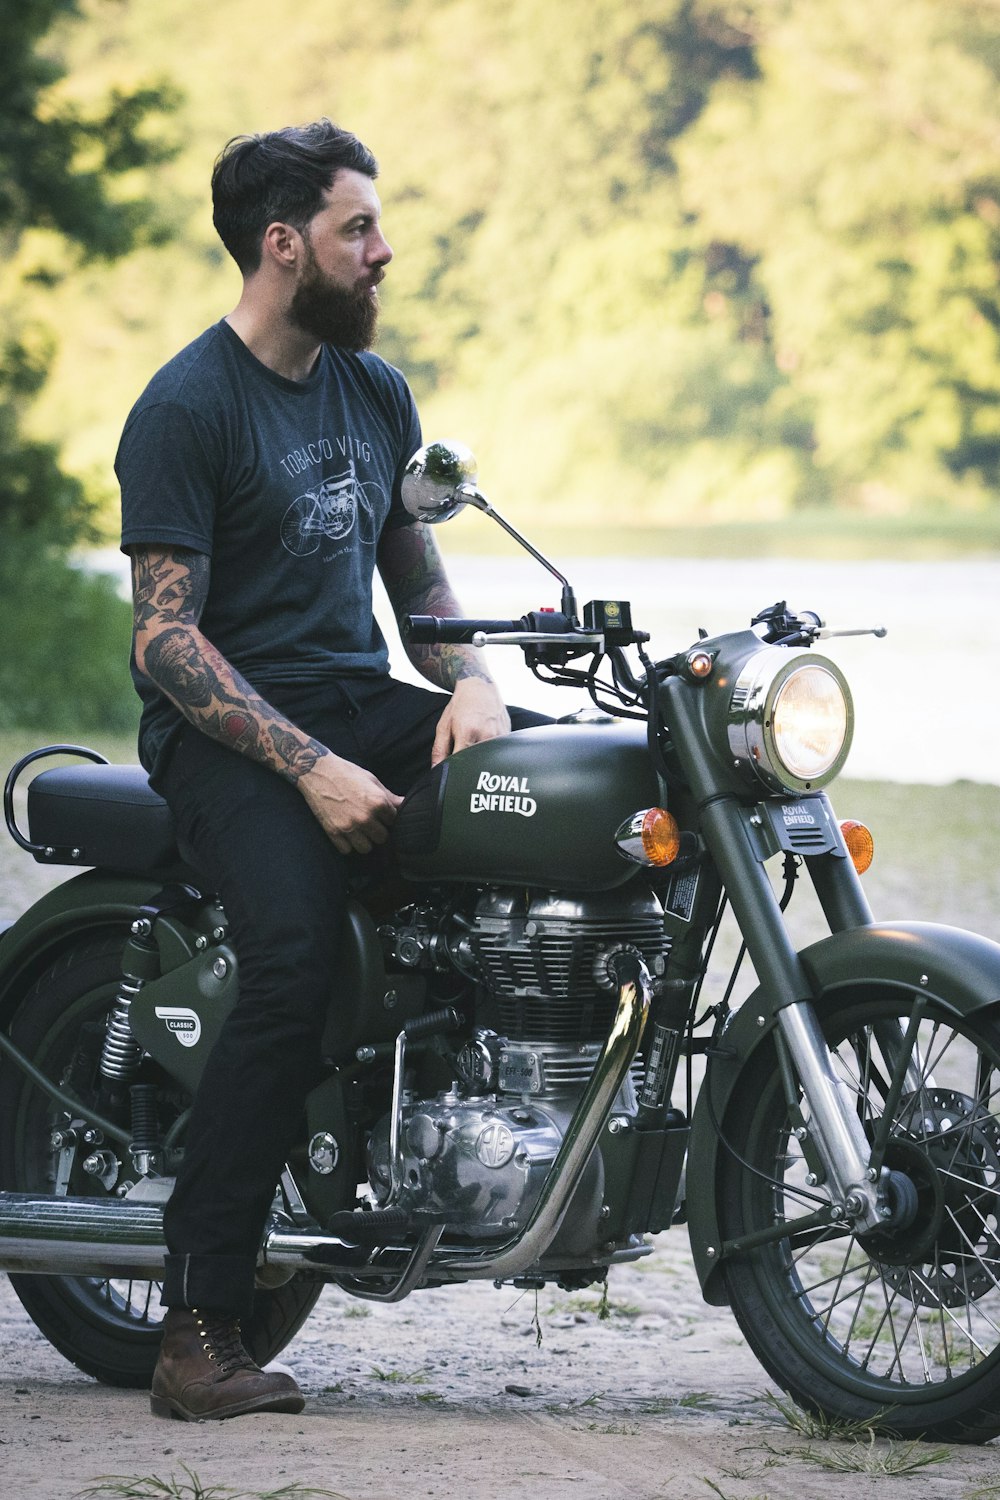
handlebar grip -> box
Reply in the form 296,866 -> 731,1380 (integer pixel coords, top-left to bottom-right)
403,615 -> 522,644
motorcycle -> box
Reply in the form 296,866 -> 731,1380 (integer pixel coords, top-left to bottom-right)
2,439 -> 1000,1442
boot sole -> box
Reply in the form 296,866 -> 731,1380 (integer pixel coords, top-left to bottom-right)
150,1391 -> 305,1421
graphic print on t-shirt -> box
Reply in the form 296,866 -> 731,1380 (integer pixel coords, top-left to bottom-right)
279,460 -> 385,560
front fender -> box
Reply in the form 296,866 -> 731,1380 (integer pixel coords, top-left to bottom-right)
686,921 -> 1000,1305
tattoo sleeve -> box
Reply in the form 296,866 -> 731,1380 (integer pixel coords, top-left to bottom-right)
377,523 -> 493,691
129,545 -> 326,783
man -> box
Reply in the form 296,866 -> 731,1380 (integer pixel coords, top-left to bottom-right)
117,120 -> 543,1421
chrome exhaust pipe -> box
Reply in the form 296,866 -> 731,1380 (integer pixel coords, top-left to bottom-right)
0,1192 -> 368,1281
0,1192 -> 168,1278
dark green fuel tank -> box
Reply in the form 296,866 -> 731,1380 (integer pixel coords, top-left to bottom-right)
393,722 -> 660,892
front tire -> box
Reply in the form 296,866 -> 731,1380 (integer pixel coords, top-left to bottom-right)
0,936 -> 321,1387
718,990 -> 1000,1443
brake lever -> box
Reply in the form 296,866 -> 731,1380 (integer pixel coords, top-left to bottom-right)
469,630 -> 604,649
814,625 -> 888,640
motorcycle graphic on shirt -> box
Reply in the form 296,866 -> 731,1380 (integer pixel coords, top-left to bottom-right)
280,461 -> 383,559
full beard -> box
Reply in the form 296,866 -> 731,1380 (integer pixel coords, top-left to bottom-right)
289,259 -> 380,352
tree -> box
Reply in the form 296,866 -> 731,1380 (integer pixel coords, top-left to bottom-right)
0,0 -> 179,729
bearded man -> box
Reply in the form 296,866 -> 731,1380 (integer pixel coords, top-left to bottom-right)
117,121 -> 544,1421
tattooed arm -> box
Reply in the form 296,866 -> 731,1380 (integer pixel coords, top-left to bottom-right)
130,545 -> 401,853
377,523 -> 509,765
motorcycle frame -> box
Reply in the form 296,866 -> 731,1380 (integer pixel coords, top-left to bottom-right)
4,632 -> 1000,1300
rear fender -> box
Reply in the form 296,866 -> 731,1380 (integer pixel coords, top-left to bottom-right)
0,870 -> 169,1023
686,921 -> 1000,1305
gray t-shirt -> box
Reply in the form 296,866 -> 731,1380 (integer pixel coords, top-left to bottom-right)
117,320 -> 421,775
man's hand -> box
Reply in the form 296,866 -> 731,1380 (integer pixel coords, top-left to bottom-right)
432,676 -> 511,767
297,754 -> 403,855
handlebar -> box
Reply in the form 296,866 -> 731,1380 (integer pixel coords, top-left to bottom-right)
403,615 -> 527,645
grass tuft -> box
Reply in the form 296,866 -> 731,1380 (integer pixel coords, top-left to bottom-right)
764,1391 -> 893,1440
368,1364 -> 429,1384
799,1431 -> 951,1477
76,1468 -> 348,1500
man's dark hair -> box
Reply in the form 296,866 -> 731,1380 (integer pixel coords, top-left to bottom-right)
211,120 -> 379,273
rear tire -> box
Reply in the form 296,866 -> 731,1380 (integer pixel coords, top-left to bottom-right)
0,936 -> 322,1387
718,990 -> 1000,1443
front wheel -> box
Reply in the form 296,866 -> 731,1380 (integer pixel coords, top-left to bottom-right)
718,991 -> 1000,1442
0,936 -> 322,1387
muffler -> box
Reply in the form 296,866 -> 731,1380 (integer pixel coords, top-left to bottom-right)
0,1191 -> 368,1281
0,1191 -> 168,1278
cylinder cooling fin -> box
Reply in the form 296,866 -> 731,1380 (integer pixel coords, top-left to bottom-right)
471,886 -> 668,1045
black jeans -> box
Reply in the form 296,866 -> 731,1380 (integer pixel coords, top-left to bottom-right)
157,675 -> 547,1315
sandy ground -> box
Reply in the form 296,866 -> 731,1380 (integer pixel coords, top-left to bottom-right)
4,772 -> 1000,1498
4,1236 -> 1000,1500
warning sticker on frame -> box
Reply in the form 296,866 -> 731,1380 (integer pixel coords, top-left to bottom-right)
663,867 -> 700,924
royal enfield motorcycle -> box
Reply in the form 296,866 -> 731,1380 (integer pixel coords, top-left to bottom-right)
3,441 -> 1000,1442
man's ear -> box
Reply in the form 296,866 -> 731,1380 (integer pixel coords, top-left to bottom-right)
260,220 -> 301,270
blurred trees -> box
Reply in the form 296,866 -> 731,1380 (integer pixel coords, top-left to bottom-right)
6,0 -> 1000,584
371,0 -> 1000,520
0,0 -> 178,729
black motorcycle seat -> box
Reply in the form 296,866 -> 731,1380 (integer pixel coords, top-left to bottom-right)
27,764 -> 184,876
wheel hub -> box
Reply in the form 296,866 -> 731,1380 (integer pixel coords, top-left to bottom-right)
864,1088 -> 1000,1305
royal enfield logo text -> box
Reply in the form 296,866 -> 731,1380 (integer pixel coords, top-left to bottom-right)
469,771 -> 536,817
782,803 -> 818,828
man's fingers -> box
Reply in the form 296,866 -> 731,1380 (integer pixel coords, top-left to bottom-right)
431,720 -> 454,767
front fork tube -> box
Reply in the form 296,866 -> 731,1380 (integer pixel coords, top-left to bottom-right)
699,797 -> 884,1232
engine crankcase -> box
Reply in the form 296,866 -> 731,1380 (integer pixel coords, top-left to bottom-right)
368,1092 -> 604,1249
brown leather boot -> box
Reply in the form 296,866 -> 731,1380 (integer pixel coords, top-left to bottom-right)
150,1308 -> 305,1420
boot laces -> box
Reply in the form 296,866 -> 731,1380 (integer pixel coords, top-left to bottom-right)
194,1311 -> 259,1376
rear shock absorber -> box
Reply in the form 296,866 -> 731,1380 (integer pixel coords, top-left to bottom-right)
98,884 -> 201,1106
129,1081 -> 162,1177
99,916 -> 161,1101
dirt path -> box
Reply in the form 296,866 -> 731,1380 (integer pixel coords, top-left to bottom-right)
4,773 -> 1000,1497
4,1237 -> 1000,1500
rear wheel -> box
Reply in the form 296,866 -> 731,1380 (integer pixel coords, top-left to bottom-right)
0,936 -> 322,1387
718,991 -> 1000,1442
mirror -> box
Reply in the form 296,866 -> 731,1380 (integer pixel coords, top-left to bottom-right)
401,440 -> 480,523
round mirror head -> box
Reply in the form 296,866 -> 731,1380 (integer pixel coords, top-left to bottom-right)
401,440 -> 479,523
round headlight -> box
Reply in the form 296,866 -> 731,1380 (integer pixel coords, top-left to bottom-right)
727,649 -> 853,794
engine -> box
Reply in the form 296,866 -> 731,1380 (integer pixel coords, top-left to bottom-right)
369,883 -> 669,1252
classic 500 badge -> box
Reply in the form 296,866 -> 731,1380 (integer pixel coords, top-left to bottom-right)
154,1006 -> 202,1048
469,771 -> 536,817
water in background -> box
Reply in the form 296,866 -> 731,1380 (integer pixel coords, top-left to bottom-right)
378,553 -> 999,788
89,548 -> 999,787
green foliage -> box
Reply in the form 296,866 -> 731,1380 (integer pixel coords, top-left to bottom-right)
0,0 -> 179,730
0,538 -> 138,733
27,0 -> 999,533
0,0 -> 180,257
7,0 -> 1000,578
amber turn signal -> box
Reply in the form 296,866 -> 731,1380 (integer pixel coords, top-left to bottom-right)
614,807 -> 682,867
840,819 -> 874,875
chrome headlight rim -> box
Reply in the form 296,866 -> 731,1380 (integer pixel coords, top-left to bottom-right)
727,648 -> 854,795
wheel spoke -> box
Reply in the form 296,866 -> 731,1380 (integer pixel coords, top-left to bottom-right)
863,1267 -> 908,1375
909,1266 -> 995,1358
879,1281 -> 921,1380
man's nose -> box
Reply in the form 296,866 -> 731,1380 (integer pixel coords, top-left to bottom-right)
370,229 -> 392,267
